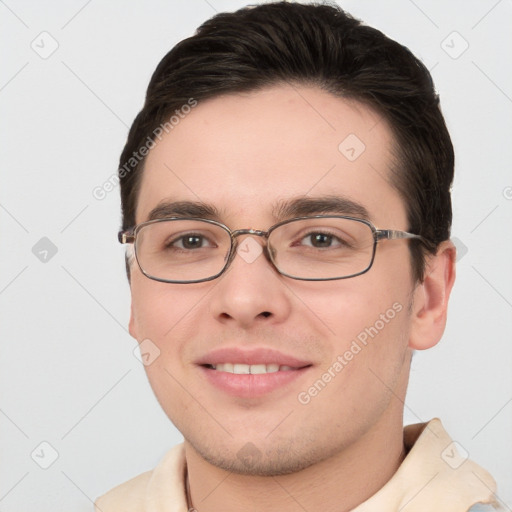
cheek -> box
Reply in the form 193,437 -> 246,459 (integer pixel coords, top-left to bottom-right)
316,284 -> 410,372
297,291 -> 411,420
295,266 -> 413,403
129,276 -> 203,407
130,273 -> 201,351
294,267 -> 411,343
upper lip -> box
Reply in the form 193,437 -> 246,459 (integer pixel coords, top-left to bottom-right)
196,347 -> 312,368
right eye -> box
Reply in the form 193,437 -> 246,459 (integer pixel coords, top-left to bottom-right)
167,233 -> 215,250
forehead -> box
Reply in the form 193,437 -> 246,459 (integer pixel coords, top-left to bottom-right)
136,85 -> 406,227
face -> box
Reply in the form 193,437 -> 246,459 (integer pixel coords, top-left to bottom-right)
129,85 -> 417,475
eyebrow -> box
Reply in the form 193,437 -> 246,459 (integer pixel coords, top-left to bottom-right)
147,201 -> 221,221
145,195 -> 370,224
272,195 -> 371,221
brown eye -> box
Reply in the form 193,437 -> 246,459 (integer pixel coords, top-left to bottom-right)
181,235 -> 204,249
307,233 -> 334,248
168,233 -> 213,250
299,231 -> 347,249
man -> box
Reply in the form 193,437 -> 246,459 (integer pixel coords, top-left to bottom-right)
95,2 -> 500,510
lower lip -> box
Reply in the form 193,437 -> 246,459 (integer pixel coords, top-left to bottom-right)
199,366 -> 311,398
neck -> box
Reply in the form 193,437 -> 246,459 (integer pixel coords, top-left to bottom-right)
185,405 -> 406,512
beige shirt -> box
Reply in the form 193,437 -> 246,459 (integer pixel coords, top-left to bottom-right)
94,418 -> 499,511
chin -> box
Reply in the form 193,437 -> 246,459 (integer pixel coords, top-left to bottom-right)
187,435 -> 336,477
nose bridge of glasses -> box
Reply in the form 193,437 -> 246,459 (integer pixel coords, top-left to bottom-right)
231,228 -> 268,240
227,228 -> 275,267
230,228 -> 272,256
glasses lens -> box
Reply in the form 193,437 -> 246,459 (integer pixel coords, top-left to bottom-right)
135,220 -> 231,282
269,217 -> 375,279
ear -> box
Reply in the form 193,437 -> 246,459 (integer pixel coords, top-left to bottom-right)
409,240 -> 456,350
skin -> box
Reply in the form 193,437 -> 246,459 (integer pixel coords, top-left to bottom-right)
128,85 -> 456,512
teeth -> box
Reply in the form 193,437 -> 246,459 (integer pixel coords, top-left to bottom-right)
233,363 -> 250,374
211,363 -> 295,374
249,364 -> 267,374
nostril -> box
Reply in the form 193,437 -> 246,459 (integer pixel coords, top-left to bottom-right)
260,311 -> 271,318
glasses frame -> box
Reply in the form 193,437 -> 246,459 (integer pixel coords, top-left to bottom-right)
118,215 -> 433,284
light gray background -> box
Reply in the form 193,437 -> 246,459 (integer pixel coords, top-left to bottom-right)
1,1 -> 511,510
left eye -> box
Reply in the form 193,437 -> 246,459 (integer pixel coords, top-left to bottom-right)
300,232 -> 343,248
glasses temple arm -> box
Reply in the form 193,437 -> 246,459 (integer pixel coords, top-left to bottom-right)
118,231 -> 135,244
376,230 -> 436,250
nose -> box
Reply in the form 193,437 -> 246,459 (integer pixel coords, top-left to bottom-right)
209,235 -> 292,329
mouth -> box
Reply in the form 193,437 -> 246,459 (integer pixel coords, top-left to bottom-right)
197,348 -> 313,398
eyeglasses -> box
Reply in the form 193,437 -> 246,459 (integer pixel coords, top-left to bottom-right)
118,215 -> 432,284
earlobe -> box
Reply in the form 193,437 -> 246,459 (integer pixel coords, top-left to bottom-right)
408,241 -> 456,350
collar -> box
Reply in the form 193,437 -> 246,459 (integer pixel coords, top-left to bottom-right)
351,418 -> 497,511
